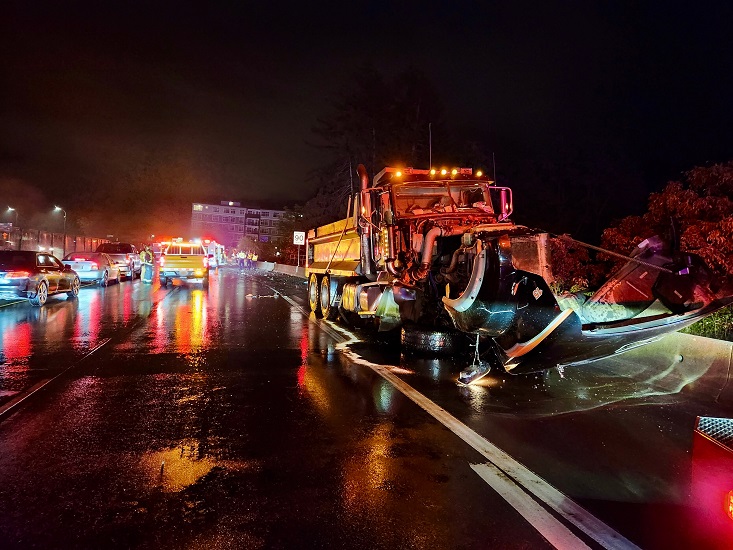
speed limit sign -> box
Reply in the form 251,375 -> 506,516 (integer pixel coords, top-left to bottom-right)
293,231 -> 306,245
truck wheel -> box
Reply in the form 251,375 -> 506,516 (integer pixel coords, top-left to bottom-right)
337,305 -> 359,327
160,277 -> 168,287
401,326 -> 463,356
320,275 -> 339,320
308,273 -> 322,316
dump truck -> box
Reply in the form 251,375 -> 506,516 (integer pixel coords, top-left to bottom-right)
307,165 -> 733,383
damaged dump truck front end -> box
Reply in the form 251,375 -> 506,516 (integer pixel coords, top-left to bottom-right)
446,231 -> 733,381
306,165 -> 733,383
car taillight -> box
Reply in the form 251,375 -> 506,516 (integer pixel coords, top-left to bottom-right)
203,256 -> 208,268
91,263 -> 98,270
5,270 -> 31,279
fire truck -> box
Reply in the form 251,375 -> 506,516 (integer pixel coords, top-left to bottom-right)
306,165 -> 733,383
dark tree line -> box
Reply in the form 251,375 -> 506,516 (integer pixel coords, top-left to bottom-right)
549,162 -> 733,293
274,65 -> 733,290
601,162 -> 733,277
292,65 -> 652,245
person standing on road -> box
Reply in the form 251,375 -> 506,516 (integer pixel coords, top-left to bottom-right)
237,250 -> 245,270
140,245 -> 154,283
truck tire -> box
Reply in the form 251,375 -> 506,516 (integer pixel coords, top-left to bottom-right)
320,274 -> 339,320
308,273 -> 322,316
401,326 -> 463,356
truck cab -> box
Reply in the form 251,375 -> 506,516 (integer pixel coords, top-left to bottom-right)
306,166 -> 516,326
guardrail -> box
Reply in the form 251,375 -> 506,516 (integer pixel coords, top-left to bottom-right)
1,227 -> 110,257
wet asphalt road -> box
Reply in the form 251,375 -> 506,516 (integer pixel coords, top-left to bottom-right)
0,267 -> 732,549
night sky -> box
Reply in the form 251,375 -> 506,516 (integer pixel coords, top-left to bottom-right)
2,1 -> 732,240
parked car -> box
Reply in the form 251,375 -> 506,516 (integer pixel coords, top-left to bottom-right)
62,252 -> 120,286
95,242 -> 141,280
0,250 -> 80,306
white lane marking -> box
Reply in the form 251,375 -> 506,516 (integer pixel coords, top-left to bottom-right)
471,462 -> 590,550
338,344 -> 640,550
278,287 -> 639,549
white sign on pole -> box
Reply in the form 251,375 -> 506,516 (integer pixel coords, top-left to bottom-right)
293,231 -> 306,245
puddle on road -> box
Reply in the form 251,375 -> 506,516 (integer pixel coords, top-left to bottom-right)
141,440 -> 217,492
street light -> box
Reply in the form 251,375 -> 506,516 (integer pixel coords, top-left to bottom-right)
54,206 -> 67,257
6,207 -> 20,250
7,206 -> 18,226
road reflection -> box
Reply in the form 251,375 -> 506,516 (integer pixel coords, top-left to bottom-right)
141,441 -> 217,493
335,327 -> 730,421
295,327 -> 458,549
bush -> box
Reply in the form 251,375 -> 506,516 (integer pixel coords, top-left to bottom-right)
681,305 -> 733,341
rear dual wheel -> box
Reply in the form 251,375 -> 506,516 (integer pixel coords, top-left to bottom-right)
309,273 -> 341,320
320,275 -> 339,320
308,273 -> 322,316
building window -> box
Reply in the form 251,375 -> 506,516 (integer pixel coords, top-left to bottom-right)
213,207 -> 220,213
193,204 -> 203,211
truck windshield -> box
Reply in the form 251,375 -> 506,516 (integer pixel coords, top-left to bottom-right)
393,181 -> 494,217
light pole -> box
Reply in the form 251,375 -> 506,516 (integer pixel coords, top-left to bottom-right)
7,207 -> 19,250
7,206 -> 18,226
54,206 -> 67,257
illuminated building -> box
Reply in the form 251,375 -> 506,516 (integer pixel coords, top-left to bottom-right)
190,201 -> 285,248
